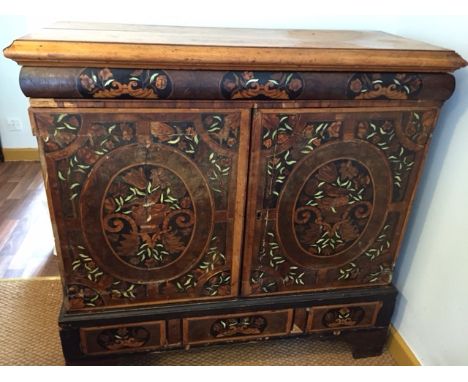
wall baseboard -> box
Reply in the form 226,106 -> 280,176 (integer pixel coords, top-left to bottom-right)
388,324 -> 421,366
2,148 -> 39,161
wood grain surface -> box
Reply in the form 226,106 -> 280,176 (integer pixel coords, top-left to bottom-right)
4,22 -> 466,71
0,162 -> 57,278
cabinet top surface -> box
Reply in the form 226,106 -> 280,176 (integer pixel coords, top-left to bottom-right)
4,22 -> 467,72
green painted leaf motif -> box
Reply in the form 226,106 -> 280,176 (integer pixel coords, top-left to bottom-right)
168,136 -> 180,144
150,72 -> 159,83
245,78 -> 259,86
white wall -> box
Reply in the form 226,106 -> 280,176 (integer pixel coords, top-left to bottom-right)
0,16 -> 36,148
1,2 -> 467,365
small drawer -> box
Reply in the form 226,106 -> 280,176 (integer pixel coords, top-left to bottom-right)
80,320 -> 166,356
183,309 -> 293,345
306,301 -> 383,333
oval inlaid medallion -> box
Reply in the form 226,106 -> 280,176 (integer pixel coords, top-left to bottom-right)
277,140 -> 392,269
294,159 -> 374,256
103,165 -> 195,269
80,143 -> 214,283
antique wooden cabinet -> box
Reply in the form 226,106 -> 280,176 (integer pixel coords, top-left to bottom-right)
4,23 -> 466,363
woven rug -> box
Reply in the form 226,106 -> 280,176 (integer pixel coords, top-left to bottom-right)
0,278 -> 396,366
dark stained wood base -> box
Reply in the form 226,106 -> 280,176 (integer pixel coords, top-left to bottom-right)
59,284 -> 397,363
343,328 -> 390,359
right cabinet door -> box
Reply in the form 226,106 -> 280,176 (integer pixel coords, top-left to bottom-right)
242,107 -> 438,296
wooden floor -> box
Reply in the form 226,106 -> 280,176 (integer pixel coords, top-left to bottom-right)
0,161 -> 58,278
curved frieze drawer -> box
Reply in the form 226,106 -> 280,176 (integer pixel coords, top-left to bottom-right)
79,320 -> 166,356
306,302 -> 383,333
19,67 -> 454,102
183,309 -> 293,345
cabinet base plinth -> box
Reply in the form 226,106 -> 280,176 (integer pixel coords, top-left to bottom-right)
343,328 -> 389,359
59,285 -> 397,364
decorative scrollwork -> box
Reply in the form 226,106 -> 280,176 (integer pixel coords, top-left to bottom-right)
221,71 -> 303,100
294,160 -> 374,256
78,68 -> 172,99
103,165 -> 195,269
322,307 -> 365,328
347,73 -> 422,100
97,327 -> 150,351
210,316 -> 267,338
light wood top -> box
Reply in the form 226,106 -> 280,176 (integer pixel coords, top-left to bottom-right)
4,22 -> 467,72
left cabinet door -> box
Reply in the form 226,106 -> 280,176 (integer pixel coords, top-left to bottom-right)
31,108 -> 250,311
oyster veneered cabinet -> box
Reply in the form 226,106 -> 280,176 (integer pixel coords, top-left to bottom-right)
4,23 -> 466,363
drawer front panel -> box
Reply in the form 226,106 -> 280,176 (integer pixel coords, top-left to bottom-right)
31,108 -> 250,310
306,302 -> 383,332
80,321 -> 166,355
183,309 -> 293,345
242,107 -> 438,296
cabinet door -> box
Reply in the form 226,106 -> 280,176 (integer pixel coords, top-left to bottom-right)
242,107 -> 438,296
31,108 -> 250,310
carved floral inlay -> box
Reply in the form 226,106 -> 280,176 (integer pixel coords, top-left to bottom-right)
221,71 -> 304,100
322,307 -> 365,328
68,243 -> 144,308
202,114 -> 240,149
210,316 -> 267,338
399,111 -> 437,150
103,165 -> 195,269
347,73 -> 422,100
250,225 -> 312,294
97,327 -> 150,351
38,113 -> 81,153
357,118 -> 415,201
202,271 -> 231,296
262,115 -> 343,208
150,116 -> 235,197
336,214 -> 398,283
56,121 -> 136,202
67,284 -> 104,309
78,68 -> 172,99
294,159 -> 373,256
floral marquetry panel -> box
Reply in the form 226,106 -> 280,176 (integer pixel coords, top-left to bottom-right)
242,107 -> 439,296
31,108 -> 250,310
